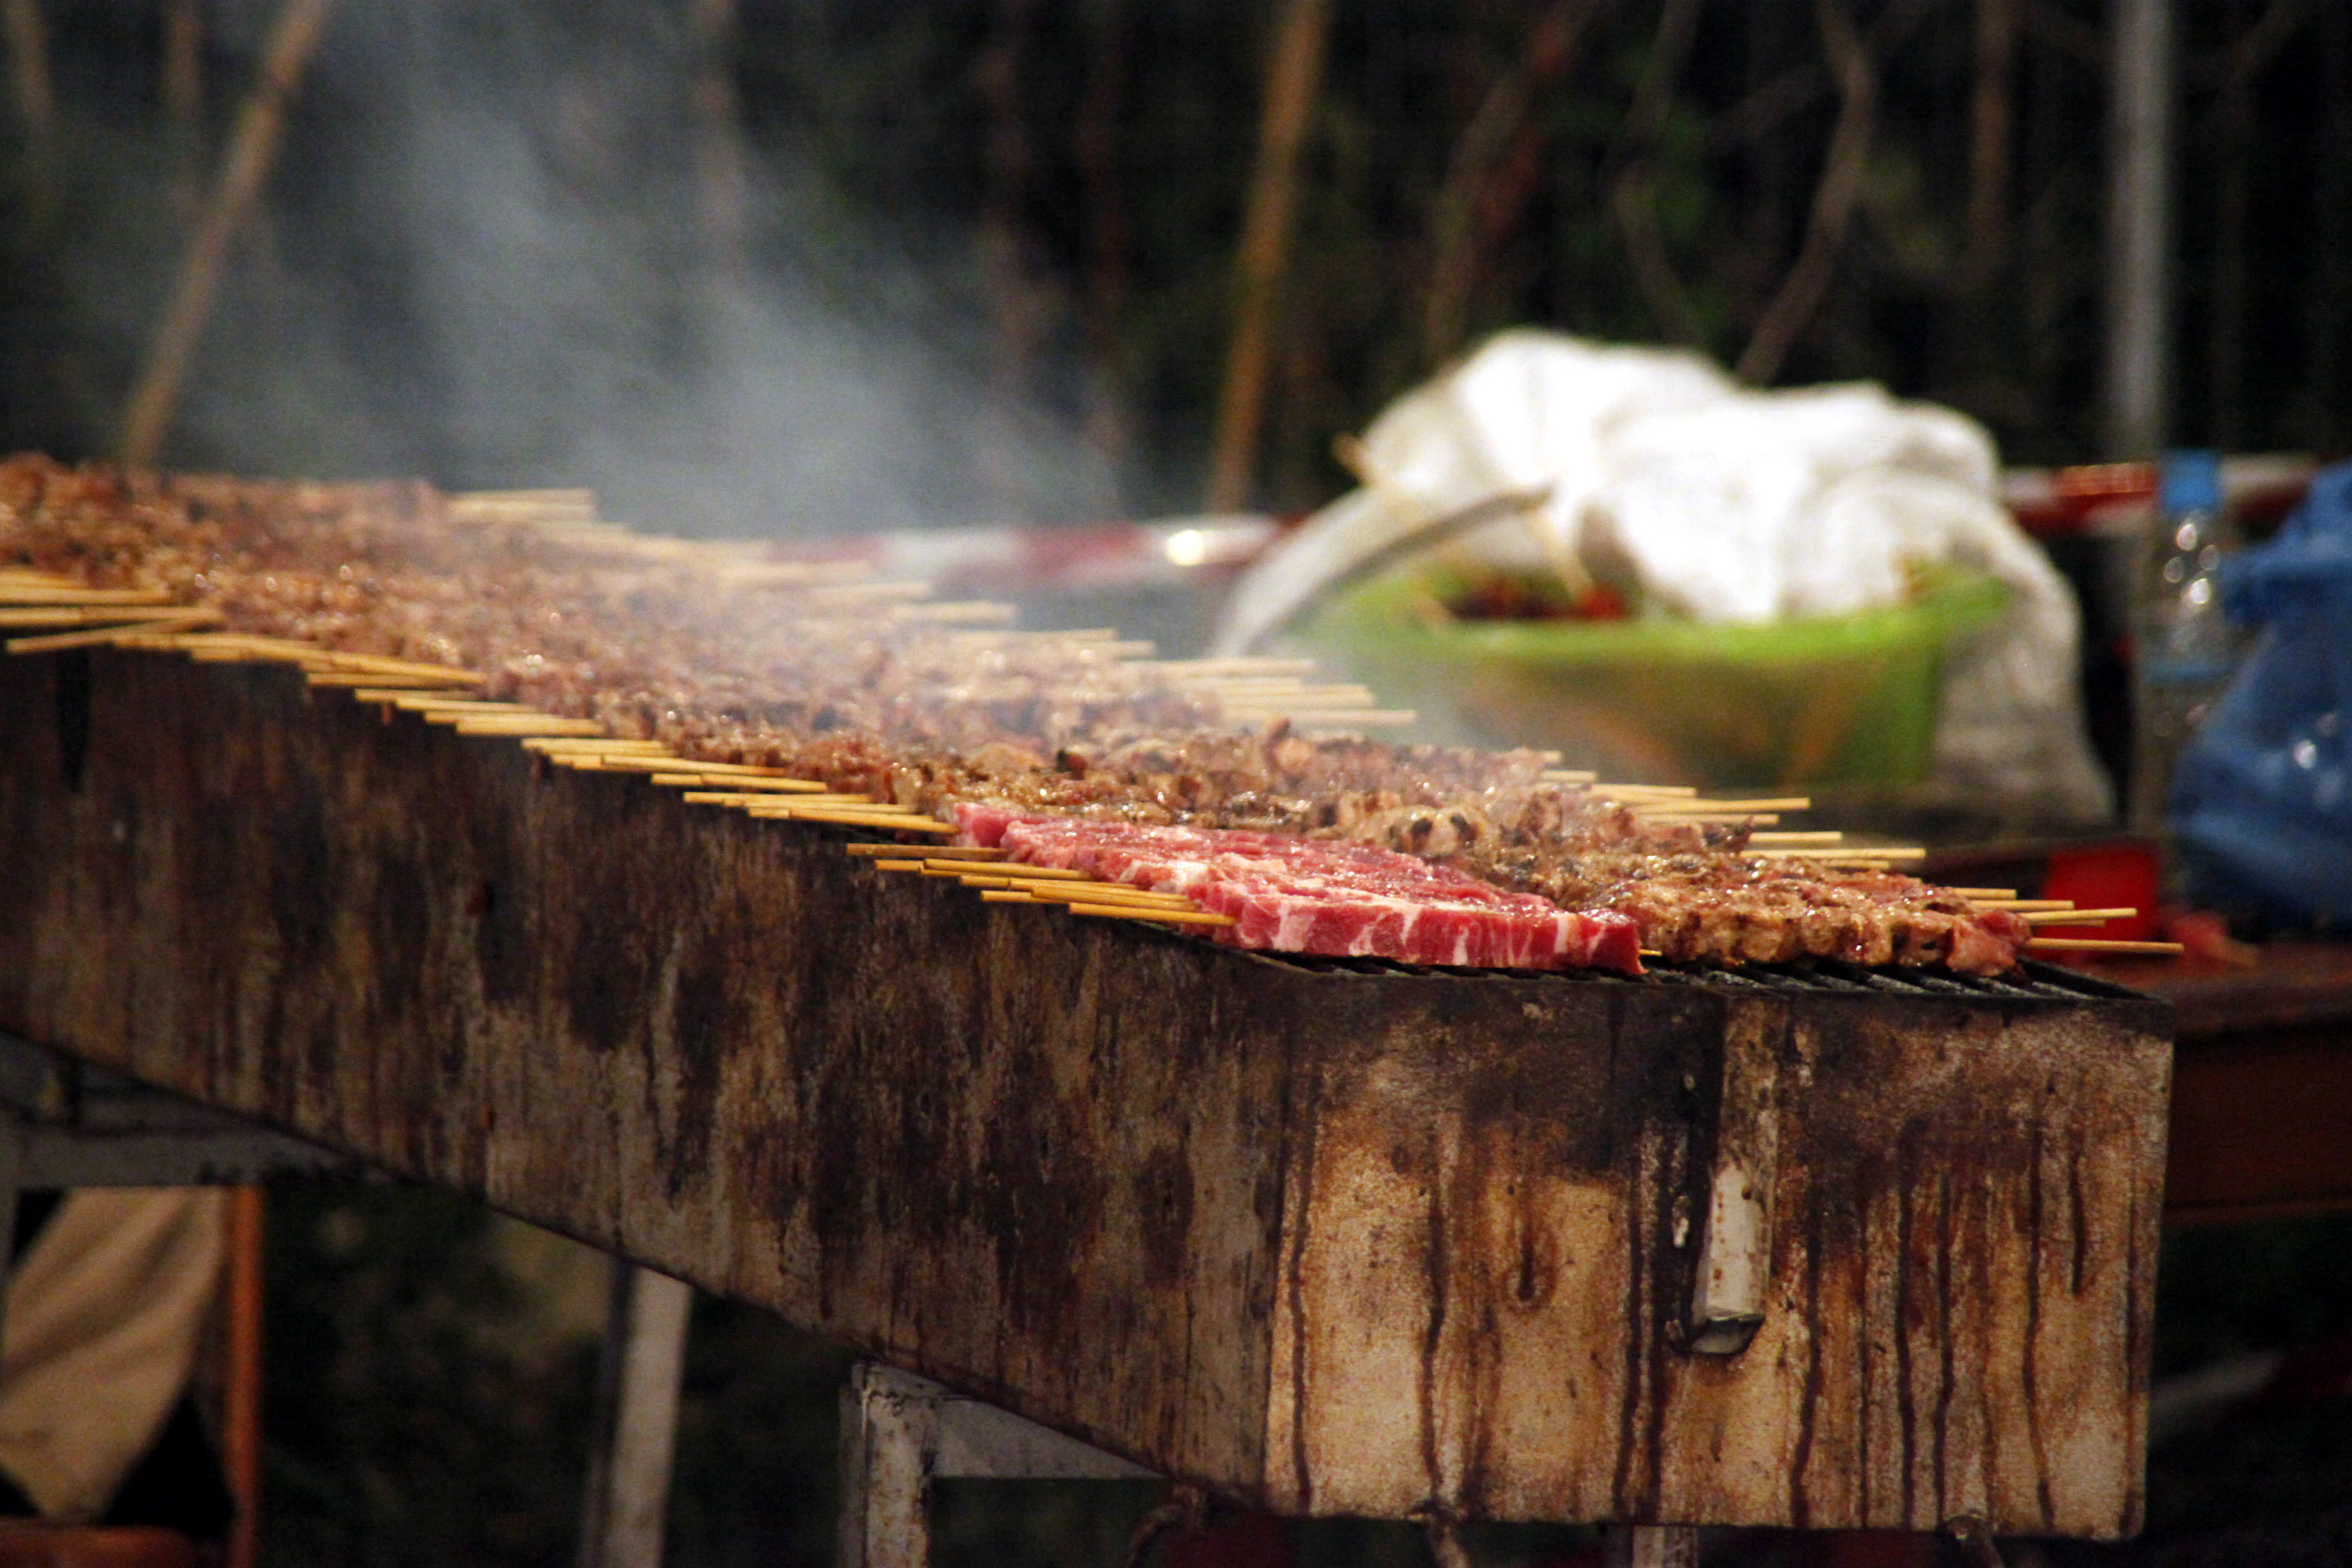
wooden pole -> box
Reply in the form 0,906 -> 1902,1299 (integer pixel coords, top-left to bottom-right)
120,0 -> 334,469
1,0 -> 55,218
223,1185 -> 267,1568
1734,0 -> 1876,385
1422,0 -> 1598,368
1963,0 -> 2018,289
975,0 -> 1044,520
1205,0 -> 1334,513
689,0 -> 747,286
2104,0 -> 2172,458
1075,0 -> 1133,476
163,0 -> 204,226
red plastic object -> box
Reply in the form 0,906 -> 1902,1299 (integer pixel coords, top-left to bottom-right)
2040,841 -> 2162,942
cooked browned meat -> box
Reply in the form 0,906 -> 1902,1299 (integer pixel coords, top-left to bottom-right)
0,455 -> 2029,973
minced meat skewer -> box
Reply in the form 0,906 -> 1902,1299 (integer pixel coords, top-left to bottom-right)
0,455 -> 2031,973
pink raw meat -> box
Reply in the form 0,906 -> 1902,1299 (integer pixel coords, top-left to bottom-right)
953,806 -> 1642,974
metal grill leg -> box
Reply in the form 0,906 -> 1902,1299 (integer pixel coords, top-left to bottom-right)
1607,1525 -> 1700,1568
837,1363 -> 941,1568
578,1260 -> 694,1568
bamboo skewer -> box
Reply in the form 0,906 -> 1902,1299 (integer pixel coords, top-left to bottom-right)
947,863 -> 1093,880
1288,710 -> 1418,727
1748,831 -> 1843,846
1636,797 -> 1812,814
446,488 -> 599,525
849,844 -> 1000,860
651,774 -> 832,793
305,671 -> 468,690
452,716 -> 607,738
1021,885 -> 1200,912
0,585 -> 174,606
2026,938 -> 2184,956
1070,904 -> 1239,928
2022,908 -> 2146,926
889,601 -> 1020,624
1752,847 -> 1927,861
0,604 -> 220,628
305,653 -> 484,683
520,738 -> 670,755
580,755 -> 798,778
8,610 -> 218,652
395,702 -> 559,722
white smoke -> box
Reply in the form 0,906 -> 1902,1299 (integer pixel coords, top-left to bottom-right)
96,1 -> 1119,535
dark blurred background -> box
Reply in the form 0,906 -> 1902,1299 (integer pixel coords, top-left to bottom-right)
8,2 -> 2350,1564
3,1 -> 2348,528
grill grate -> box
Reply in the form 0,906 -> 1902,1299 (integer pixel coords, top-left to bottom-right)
1239,945 -> 2148,1004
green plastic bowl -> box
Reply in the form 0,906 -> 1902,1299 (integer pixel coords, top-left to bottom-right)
1292,566 -> 2009,789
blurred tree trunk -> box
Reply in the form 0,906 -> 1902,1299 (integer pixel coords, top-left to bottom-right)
2210,0 -> 2255,452
122,0 -> 335,468
164,0 -> 203,227
1736,0 -> 1876,384
1963,0 -> 2017,290
1075,0 -> 1133,487
1606,0 -> 1706,349
1207,0 -> 1334,512
2,0 -> 53,222
1421,0 -> 1602,369
976,0 -> 1049,516
2303,2 -> 2349,451
689,0 -> 749,290
2209,0 -> 2323,452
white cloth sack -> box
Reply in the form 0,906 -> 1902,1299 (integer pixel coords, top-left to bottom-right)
1215,329 -> 2110,822
0,1190 -> 228,1522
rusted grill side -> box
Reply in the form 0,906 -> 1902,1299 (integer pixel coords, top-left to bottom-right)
0,650 -> 2170,1535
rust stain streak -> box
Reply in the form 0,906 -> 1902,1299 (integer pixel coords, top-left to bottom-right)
2024,1127 -> 2055,1529
1418,1125 -> 1451,1511
1287,1059 -> 1321,1513
1610,1139 -> 1645,1513
1895,1134 -> 1919,1527
2067,1145 -> 2089,1296
1934,1169 -> 1957,1522
1789,1192 -> 1824,1527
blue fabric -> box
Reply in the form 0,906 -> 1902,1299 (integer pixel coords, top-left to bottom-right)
2170,462 -> 2352,925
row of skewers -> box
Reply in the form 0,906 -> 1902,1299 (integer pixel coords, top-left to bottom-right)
2,543 -> 2184,962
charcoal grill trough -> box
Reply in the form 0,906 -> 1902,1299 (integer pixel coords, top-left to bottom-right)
0,637 -> 2175,1540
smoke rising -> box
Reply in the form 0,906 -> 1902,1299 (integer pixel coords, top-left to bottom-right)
75,2 -> 1120,536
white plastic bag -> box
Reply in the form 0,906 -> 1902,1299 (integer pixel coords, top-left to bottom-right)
1215,329 -> 2111,822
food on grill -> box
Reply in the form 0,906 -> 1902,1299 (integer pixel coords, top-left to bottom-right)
960,805 -> 1646,972
0,454 -> 2146,976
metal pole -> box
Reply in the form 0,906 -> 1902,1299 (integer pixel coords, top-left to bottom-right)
836,1363 -> 940,1568
578,1260 -> 694,1568
2104,0 -> 2172,458
1606,1524 -> 1701,1568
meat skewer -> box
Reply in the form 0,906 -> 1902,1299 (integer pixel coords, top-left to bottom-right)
0,455 -> 2163,974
